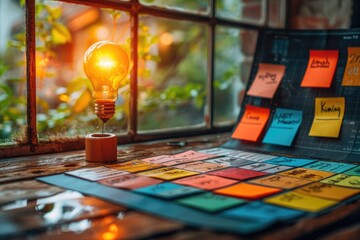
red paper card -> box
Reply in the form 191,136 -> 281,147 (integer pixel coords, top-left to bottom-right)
301,50 -> 339,88
208,168 -> 267,181
231,105 -> 270,142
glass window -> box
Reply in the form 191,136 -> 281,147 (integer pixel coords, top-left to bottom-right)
0,0 -> 26,146
138,15 -> 208,131
140,0 -> 211,15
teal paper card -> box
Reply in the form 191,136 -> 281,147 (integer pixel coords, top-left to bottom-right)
263,108 -> 302,146
304,161 -> 357,173
134,182 -> 203,199
265,157 -> 315,167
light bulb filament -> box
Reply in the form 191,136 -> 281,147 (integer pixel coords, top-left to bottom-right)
102,85 -> 109,99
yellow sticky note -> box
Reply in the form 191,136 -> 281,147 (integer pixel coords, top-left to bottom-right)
342,47 -> 360,86
279,168 -> 334,181
265,191 -> 337,212
309,97 -> 345,138
107,160 -> 161,173
152,169 -> 199,180
321,174 -> 360,189
296,182 -> 360,201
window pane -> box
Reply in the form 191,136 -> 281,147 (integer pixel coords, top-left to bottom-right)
35,1 -> 130,141
140,0 -> 211,15
214,26 -> 258,126
216,0 -> 266,25
138,15 -> 208,131
268,0 -> 286,28
0,0 -> 26,146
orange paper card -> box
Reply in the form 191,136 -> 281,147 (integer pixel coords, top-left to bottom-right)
173,174 -> 237,190
247,63 -> 286,99
249,174 -> 312,189
301,50 -> 339,88
215,182 -> 282,200
342,47 -> 360,86
231,105 -> 270,142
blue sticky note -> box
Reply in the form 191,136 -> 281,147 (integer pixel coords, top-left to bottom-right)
304,161 -> 357,173
263,108 -> 302,146
222,201 -> 304,223
134,182 -> 203,199
265,157 -> 315,167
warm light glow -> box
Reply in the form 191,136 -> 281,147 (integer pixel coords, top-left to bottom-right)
160,32 -> 174,46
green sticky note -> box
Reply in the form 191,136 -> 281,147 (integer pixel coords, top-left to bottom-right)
343,166 -> 360,176
321,174 -> 360,189
177,192 -> 246,212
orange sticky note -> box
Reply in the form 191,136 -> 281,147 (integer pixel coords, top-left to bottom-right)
231,105 -> 270,142
249,174 -> 312,189
301,50 -> 339,88
215,182 -> 282,200
247,63 -> 286,99
342,47 -> 360,86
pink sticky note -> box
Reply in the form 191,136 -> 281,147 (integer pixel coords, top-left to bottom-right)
247,63 -> 286,99
173,174 -> 237,190
209,168 -> 267,180
99,174 -> 163,190
162,150 -> 218,166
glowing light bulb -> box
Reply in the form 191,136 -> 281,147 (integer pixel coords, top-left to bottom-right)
83,41 -> 129,124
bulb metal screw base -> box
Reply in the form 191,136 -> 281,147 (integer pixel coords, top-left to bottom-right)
95,99 -> 115,123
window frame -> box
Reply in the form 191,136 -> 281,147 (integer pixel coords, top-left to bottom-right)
0,0 -> 286,158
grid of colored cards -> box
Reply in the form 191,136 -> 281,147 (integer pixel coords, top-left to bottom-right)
64,148 -> 360,234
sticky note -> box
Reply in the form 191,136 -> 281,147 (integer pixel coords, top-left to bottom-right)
321,174 -> 360,189
343,166 -> 360,176
175,161 -> 226,173
301,50 -> 339,88
173,174 -> 237,190
279,168 -> 334,181
342,47 -> 360,86
177,192 -> 246,212
265,191 -> 337,212
227,151 -> 277,162
295,182 -> 360,201
304,161 -> 356,173
99,174 -> 163,190
222,201 -> 304,223
140,155 -> 171,164
240,163 -> 279,171
247,63 -> 286,98
215,182 -> 282,200
161,150 -> 218,166
263,165 -> 293,174
107,160 -> 162,173
265,157 -> 314,167
134,182 -> 203,199
138,167 -> 175,177
309,97 -> 345,138
263,108 -> 302,146
249,174 -> 312,189
146,168 -> 199,181
66,167 -> 128,181
232,105 -> 270,142
209,168 -> 267,181
205,157 -> 253,167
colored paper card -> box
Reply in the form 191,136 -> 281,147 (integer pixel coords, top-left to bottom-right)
222,201 -> 304,223
65,167 -> 128,181
321,174 -> 360,189
344,166 -> 360,176
177,192 -> 246,212
342,47 -> 360,86
134,182 -> 203,199
250,174 -> 312,189
198,148 -> 236,155
227,151 -> 277,162
205,157 -> 253,167
247,63 -> 286,99
263,108 -> 302,146
175,161 -> 226,173
279,168 -> 334,181
215,182 -> 282,200
301,50 -> 339,88
173,174 -> 237,190
304,161 -> 356,173
265,157 -> 314,167
140,155 -> 170,164
99,174 -> 163,190
209,168 -> 267,181
240,163 -> 279,171
309,97 -> 345,138
263,165 -> 293,174
161,150 -> 219,166
295,182 -> 360,201
107,160 -> 162,173
232,105 -> 270,142
144,168 -> 199,181
265,191 -> 337,212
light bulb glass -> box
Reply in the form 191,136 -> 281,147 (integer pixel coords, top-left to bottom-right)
83,41 -> 129,122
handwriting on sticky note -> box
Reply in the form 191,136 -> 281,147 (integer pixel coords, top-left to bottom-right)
263,108 -> 302,146
342,47 -> 360,86
232,105 -> 270,142
321,174 -> 360,189
247,63 -> 286,98
173,175 -> 237,190
301,50 -> 339,88
309,97 -> 345,138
